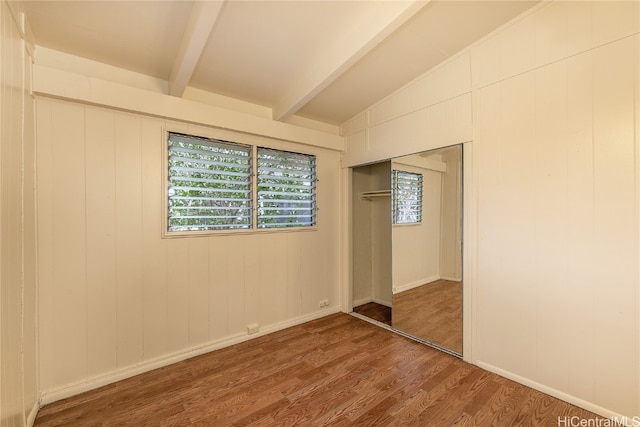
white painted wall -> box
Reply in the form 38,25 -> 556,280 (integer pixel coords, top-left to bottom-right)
439,148 -> 462,281
351,162 -> 392,307
342,0 -> 640,420
351,165 -> 373,305
0,1 -> 38,426
35,94 -> 343,402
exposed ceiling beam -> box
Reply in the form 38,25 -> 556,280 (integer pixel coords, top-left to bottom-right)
169,1 -> 224,97
272,0 -> 430,122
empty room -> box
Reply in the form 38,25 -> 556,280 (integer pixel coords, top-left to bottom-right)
1,0 -> 639,426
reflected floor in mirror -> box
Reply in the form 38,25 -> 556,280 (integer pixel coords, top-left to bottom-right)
393,279 -> 462,354
352,302 -> 392,325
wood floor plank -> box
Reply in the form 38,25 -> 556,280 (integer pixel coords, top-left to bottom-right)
35,314 -> 607,427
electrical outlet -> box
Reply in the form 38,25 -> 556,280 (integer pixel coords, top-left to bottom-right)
319,299 -> 329,308
247,323 -> 260,335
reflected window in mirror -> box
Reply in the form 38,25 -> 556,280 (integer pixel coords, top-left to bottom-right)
392,170 -> 423,224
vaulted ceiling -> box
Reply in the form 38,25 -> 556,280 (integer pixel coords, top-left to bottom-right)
24,0 -> 539,126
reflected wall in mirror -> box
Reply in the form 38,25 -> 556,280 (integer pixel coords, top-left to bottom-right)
391,145 -> 462,355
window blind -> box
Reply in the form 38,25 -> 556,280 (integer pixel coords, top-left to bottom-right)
167,133 -> 252,231
257,148 -> 317,228
392,170 -> 423,224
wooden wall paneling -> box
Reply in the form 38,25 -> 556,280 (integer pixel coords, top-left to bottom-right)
534,1 -> 568,67
341,112 -> 366,136
84,107 -> 117,377
499,11 -> 536,81
257,233 -> 286,327
533,60 -> 570,390
0,4 -> 28,422
286,232 -> 304,318
343,130 -> 367,163
165,238 -> 190,353
565,1 -> 592,58
114,112 -> 144,368
164,118 -> 192,349
448,94 -> 473,145
473,83 -> 502,364
592,1 -> 636,48
470,31 -> 500,89
226,235 -> 247,335
591,37 -> 637,416
140,117 -> 168,360
187,238 -> 210,346
243,235 -> 261,333
302,233 -> 322,315
564,51 -> 595,402
208,236 -> 229,341
50,100 -> 88,386
36,98 -> 56,392
494,72 -> 537,376
22,37 -> 38,420
272,234 -> 290,322
325,154 -> 343,308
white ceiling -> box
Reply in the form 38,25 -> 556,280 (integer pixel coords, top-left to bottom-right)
24,0 -> 539,126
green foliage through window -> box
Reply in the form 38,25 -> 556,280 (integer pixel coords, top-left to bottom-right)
166,132 -> 317,233
168,133 -> 252,231
257,148 -> 317,228
392,170 -> 423,224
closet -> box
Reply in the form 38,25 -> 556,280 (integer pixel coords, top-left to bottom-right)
351,145 -> 463,356
352,161 -> 392,324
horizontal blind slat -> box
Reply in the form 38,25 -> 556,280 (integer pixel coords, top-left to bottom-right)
168,132 -> 252,231
392,169 -> 423,225
257,147 -> 316,228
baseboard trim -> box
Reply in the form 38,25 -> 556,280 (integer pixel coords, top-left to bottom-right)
27,400 -> 39,426
475,361 -> 633,425
372,297 -> 391,308
352,296 -> 373,308
40,307 -> 341,406
393,275 -> 440,294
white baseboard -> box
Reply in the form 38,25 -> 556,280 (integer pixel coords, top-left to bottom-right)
372,297 -> 391,308
27,401 -> 39,426
353,297 -> 391,308
40,306 -> 341,406
393,275 -> 440,294
440,276 -> 461,282
352,296 -> 373,308
475,361 -> 634,425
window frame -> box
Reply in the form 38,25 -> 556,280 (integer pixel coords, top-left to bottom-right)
256,147 -> 317,229
162,129 -> 318,238
392,169 -> 423,226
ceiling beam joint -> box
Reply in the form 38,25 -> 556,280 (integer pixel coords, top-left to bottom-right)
272,0 -> 430,122
169,1 -> 225,98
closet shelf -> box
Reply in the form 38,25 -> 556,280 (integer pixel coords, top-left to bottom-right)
360,190 -> 391,200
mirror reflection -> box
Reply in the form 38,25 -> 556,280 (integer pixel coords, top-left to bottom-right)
391,145 -> 462,354
351,145 -> 462,355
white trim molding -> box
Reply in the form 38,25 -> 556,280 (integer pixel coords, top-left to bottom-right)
39,307 -> 341,406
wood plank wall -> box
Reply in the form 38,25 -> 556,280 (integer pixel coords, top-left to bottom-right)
0,1 -> 38,425
36,99 -> 343,402
341,0 -> 640,420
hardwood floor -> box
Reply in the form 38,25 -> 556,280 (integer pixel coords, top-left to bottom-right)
393,280 -> 462,354
353,302 -> 392,325
35,314 -> 604,426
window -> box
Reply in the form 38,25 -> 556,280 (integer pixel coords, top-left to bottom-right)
392,170 -> 423,224
166,132 -> 317,234
167,133 -> 252,231
257,148 -> 317,228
